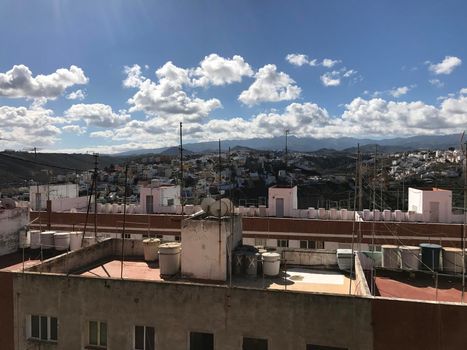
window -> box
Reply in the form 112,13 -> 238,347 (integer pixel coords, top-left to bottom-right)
124,233 -> 131,239
155,234 -> 163,240
277,239 -> 288,248
300,240 -> 316,249
134,326 -> 155,350
306,345 -> 347,350
254,238 -> 267,247
167,198 -> 174,206
29,315 -> 57,342
89,321 -> 107,347
175,236 -> 181,242
243,337 -> 268,350
146,195 -> 154,214
190,332 -> 213,350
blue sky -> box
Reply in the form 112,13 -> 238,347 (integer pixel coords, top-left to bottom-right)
0,0 -> 466,153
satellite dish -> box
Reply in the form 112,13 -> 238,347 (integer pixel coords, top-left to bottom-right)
209,200 -> 229,217
201,197 -> 216,213
1,198 -> 16,209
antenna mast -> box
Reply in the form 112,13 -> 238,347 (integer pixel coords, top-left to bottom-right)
93,153 -> 99,239
180,122 -> 184,215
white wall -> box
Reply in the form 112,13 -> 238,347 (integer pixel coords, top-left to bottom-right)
0,207 -> 29,256
51,196 -> 91,212
139,185 -> 180,214
408,187 -> 452,223
29,183 -> 79,210
268,186 -> 298,217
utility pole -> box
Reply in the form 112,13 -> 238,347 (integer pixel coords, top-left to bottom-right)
462,141 -> 467,302
121,163 -> 128,279
180,122 -> 184,215
358,144 -> 363,211
285,129 -> 289,171
93,153 -> 99,239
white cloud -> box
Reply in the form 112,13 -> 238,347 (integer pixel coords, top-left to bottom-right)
389,86 -> 410,98
62,125 -> 86,134
429,79 -> 444,88
66,89 -> 86,100
286,54 -> 309,66
459,88 -> 467,95
321,58 -> 340,68
429,56 -> 462,75
191,54 -> 253,87
125,61 -> 221,122
320,71 -> 341,87
238,64 -> 301,106
0,65 -> 88,100
90,130 -> 114,138
123,65 -> 145,88
65,104 -> 130,128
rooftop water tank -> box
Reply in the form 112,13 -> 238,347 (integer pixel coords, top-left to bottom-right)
233,250 -> 244,275
142,238 -> 161,262
259,205 -> 267,217
54,232 -> 70,251
308,208 -> 317,219
399,246 -> 420,270
340,209 -> 348,220
443,247 -> 463,274
248,206 -> 256,217
373,209 -> 381,221
336,249 -> 354,271
159,242 -> 181,276
82,236 -> 96,248
382,245 -> 400,269
19,230 -> 30,249
383,210 -> 391,221
262,252 -> 281,276
329,208 -> 338,220
394,210 -> 403,222
420,243 -> 442,271
244,251 -> 258,276
30,230 -> 41,249
363,209 -> 371,221
318,208 -> 326,219
112,203 -> 119,214
40,231 -> 55,250
184,204 -> 194,215
104,203 -> 112,214
69,232 -> 82,251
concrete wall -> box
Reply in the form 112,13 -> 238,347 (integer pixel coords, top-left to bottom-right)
408,188 -> 452,223
29,183 -> 79,210
268,186 -> 297,217
0,207 -> 29,256
140,185 -> 180,214
51,196 -> 90,212
12,273 -> 373,350
282,249 -> 337,267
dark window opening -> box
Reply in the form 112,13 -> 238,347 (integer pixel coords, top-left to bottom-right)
190,332 -> 213,350
243,337 -> 268,350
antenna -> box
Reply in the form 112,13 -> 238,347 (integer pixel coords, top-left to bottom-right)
285,129 -> 289,172
180,122 -> 184,216
121,163 -> 128,279
460,131 -> 466,302
93,153 -> 99,239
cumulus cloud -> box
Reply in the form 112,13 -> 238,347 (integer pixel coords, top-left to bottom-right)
322,58 -> 340,68
66,89 -> 86,100
123,64 -> 145,88
429,56 -> 462,75
459,88 -> 467,95
429,79 -> 444,88
62,124 -> 86,134
320,71 -> 341,87
90,130 -> 114,138
125,62 -> 221,122
191,54 -> 253,87
389,86 -> 410,98
0,105 -> 63,146
286,54 -> 309,66
238,64 -> 301,106
0,65 -> 88,100
65,104 -> 130,128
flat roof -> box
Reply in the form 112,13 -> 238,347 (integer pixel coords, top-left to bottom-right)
0,250 -> 61,272
74,258 -> 356,295
375,270 -> 464,303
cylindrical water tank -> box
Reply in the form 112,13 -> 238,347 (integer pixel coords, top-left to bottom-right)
383,210 -> 392,221
30,230 -> 41,249
308,208 -> 317,219
248,206 -> 256,217
82,236 -> 96,248
97,203 -> 104,213
400,246 -> 420,270
408,211 -> 417,222
382,245 -> 400,269
233,251 -> 244,275
259,205 -> 267,217
363,209 -> 371,221
40,231 -> 55,250
318,208 -> 326,219
159,242 -> 181,276
184,204 -> 194,215
142,238 -> 161,262
420,243 -> 442,271
394,210 -> 403,222
340,209 -> 348,220
127,204 -> 136,214
262,252 -> 281,276
54,232 -> 70,251
19,230 -> 30,249
104,203 -> 112,214
443,247 -> 463,274
69,232 -> 82,251
244,252 -> 257,275
112,203 -> 119,214
373,210 -> 381,221
329,208 -> 338,220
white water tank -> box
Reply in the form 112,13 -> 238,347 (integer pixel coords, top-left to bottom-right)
30,230 -> 41,249
159,242 -> 181,276
184,204 -> 194,215
259,205 -> 267,217
97,203 -> 104,213
318,208 -> 326,219
329,208 -> 338,220
40,231 -> 55,250
408,211 -> 417,222
248,206 -> 256,217
112,203 -> 119,214
383,210 -> 392,221
69,232 -> 82,251
262,252 -> 281,276
336,249 -> 354,271
340,209 -> 348,220
400,246 -> 420,270
104,203 -> 112,214
373,209 -> 381,221
142,238 -> 161,262
308,208 -> 317,219
19,230 -> 30,249
382,245 -> 400,269
443,247 -> 463,274
54,232 -> 71,251
394,210 -> 403,222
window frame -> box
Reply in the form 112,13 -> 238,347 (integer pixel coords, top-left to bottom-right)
277,239 -> 289,248
28,314 -> 58,343
88,320 -> 107,348
188,331 -> 214,350
134,325 -> 155,350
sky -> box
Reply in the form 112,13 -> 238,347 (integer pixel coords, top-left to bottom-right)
0,0 -> 467,154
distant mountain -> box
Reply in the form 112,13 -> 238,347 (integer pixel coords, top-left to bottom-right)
114,133 -> 462,156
